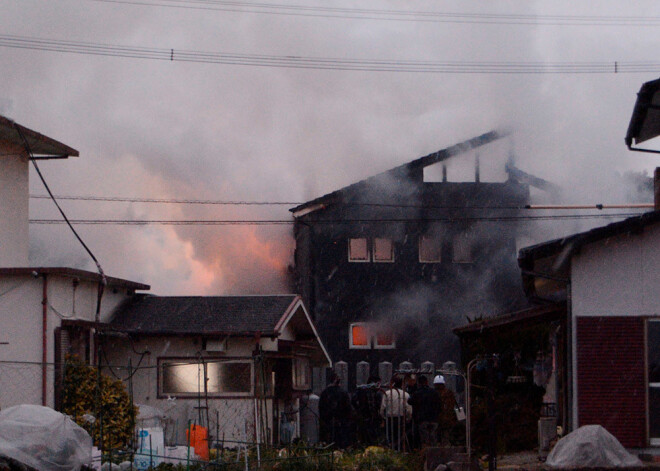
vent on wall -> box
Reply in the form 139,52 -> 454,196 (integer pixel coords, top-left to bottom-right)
204,338 -> 228,352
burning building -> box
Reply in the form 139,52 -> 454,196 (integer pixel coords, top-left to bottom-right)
290,131 -> 552,389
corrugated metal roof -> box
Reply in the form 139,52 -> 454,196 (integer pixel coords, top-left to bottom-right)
110,294 -> 299,335
453,302 -> 565,335
0,114 -> 79,158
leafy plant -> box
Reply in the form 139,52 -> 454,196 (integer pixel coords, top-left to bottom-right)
61,356 -> 137,450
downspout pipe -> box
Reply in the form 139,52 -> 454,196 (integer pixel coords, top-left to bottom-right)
41,274 -> 48,406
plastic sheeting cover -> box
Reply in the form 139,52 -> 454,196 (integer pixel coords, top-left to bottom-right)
0,404 -> 92,471
546,424 -> 642,468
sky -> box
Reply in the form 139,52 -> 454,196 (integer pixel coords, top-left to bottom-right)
1,0 -> 660,295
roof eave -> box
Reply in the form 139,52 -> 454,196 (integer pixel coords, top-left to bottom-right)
0,115 -> 79,158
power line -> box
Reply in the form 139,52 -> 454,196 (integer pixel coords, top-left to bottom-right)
28,213 -> 644,225
89,0 -> 660,26
29,194 -> 301,205
28,194 -> 654,211
1,34 -> 657,74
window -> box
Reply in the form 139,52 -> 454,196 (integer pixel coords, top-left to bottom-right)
348,237 -> 394,262
292,357 -> 311,390
349,322 -> 395,349
374,327 -> 396,349
373,238 -> 394,262
419,236 -> 442,263
453,234 -> 473,263
649,320 -> 660,444
348,238 -> 369,262
159,359 -> 253,397
349,323 -> 371,349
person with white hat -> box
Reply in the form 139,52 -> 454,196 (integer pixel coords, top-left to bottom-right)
433,375 -> 457,445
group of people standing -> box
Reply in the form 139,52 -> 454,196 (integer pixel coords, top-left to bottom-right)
319,372 -> 459,450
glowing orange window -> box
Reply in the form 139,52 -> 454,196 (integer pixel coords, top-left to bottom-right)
350,324 -> 370,348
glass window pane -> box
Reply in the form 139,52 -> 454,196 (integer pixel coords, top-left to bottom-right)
161,360 -> 252,395
349,238 -> 369,261
375,329 -> 395,347
419,236 -> 441,262
650,387 -> 660,438
161,362 -> 203,394
374,238 -> 394,262
649,321 -> 660,383
292,357 -> 311,390
207,362 -> 252,394
351,324 -> 369,346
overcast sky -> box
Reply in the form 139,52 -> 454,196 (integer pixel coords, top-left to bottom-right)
2,0 -> 660,295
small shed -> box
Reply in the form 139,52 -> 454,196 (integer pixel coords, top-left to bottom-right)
103,294 -> 331,445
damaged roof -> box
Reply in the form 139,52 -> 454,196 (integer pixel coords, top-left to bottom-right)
0,114 -> 79,158
110,294 -> 300,336
290,130 -> 507,216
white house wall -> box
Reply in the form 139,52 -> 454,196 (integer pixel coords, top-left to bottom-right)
0,144 -> 29,267
572,224 -> 660,318
0,274 -> 136,409
569,223 -> 660,429
104,336 -> 275,446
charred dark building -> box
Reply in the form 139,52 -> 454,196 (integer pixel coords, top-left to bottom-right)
290,131 -> 546,389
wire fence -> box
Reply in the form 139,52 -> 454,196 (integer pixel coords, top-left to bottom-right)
0,359 -> 443,470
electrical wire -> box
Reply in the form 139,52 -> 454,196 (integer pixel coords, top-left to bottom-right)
13,122 -> 108,321
28,212 -> 646,225
28,194 -> 655,211
89,0 -> 660,26
0,34 -> 656,74
0,279 -> 31,299
30,194 -> 301,205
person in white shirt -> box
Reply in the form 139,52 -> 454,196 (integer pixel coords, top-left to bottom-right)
380,376 -> 412,450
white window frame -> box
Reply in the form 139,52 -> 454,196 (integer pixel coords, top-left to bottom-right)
349,322 -> 372,349
159,358 -> 254,398
373,238 -> 395,263
419,235 -> 442,263
348,238 -> 370,262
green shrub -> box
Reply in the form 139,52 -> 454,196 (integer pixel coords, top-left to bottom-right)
62,356 -> 137,450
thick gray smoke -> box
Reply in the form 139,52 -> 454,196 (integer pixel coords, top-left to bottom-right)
2,0 -> 658,295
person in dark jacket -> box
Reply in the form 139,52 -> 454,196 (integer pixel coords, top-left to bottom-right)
351,374 -> 383,445
434,374 -> 458,445
319,373 -> 353,448
408,375 -> 441,447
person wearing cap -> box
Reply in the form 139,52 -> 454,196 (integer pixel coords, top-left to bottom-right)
433,375 -> 458,445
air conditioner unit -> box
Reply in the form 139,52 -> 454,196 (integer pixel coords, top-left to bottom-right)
204,338 -> 227,352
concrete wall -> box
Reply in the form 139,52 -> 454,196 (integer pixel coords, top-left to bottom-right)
0,273 -> 135,408
0,141 -> 29,267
